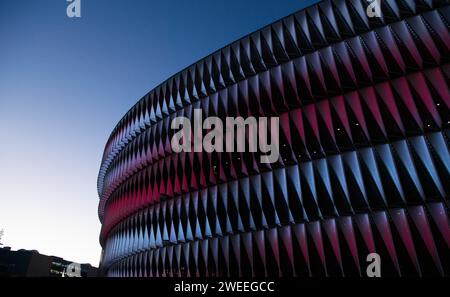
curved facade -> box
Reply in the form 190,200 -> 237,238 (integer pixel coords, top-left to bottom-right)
98,0 -> 450,277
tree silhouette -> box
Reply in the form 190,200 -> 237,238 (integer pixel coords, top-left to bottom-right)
0,229 -> 4,246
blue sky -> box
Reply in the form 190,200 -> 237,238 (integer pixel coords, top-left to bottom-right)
0,0 -> 318,265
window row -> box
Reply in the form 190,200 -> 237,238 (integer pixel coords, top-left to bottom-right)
100,131 -> 449,246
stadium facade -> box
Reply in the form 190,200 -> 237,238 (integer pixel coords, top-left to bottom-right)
97,0 -> 450,277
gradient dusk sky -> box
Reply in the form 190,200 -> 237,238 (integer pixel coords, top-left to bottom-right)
0,0 -> 318,266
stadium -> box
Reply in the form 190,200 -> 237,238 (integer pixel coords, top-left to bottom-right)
97,0 -> 450,277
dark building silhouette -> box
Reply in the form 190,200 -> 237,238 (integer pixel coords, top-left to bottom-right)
97,0 -> 450,277
0,247 -> 98,277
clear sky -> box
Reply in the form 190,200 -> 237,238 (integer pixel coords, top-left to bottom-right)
0,0 -> 318,266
